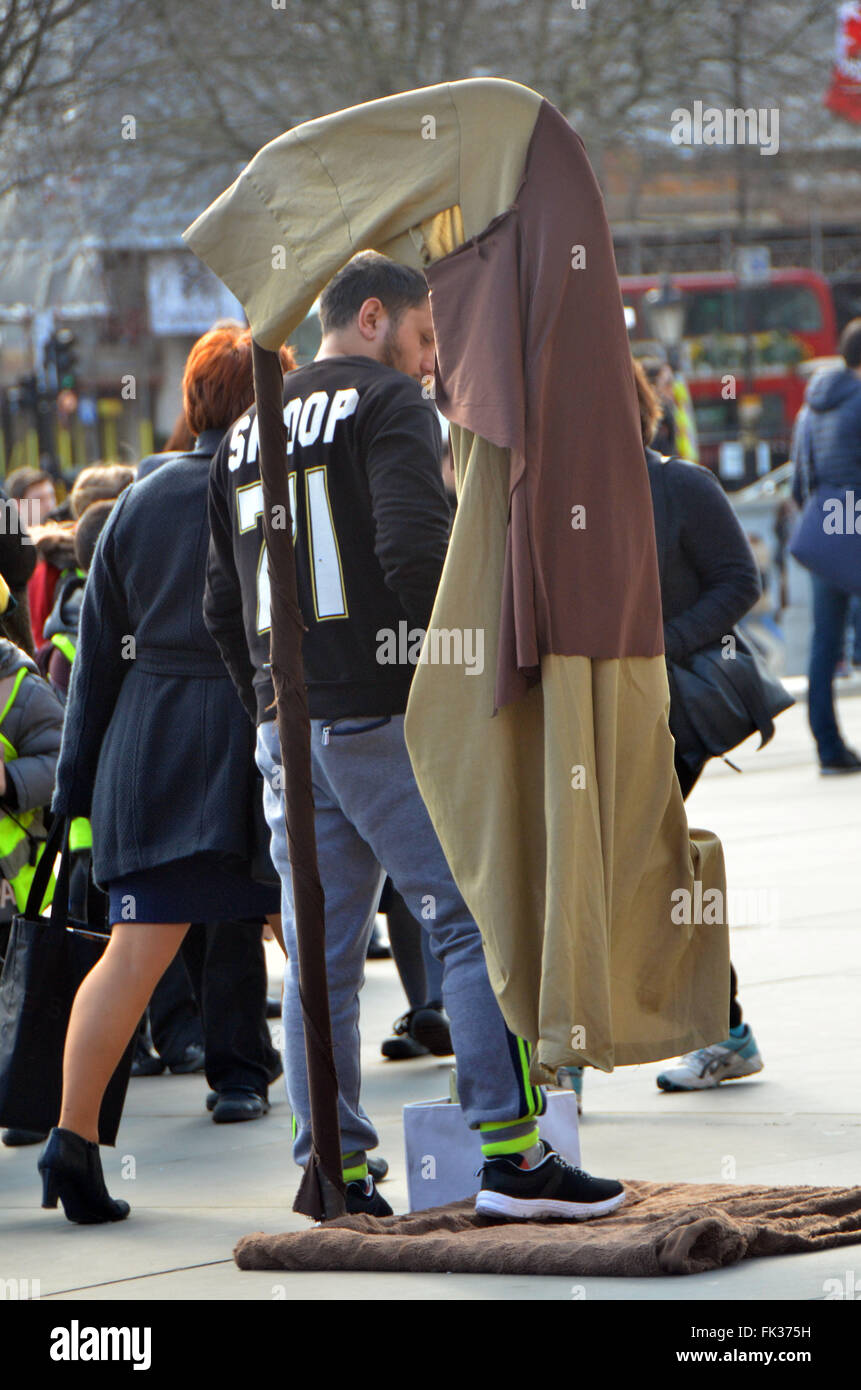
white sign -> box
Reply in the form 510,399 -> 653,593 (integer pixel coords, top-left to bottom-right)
756,440 -> 772,475
734,246 -> 771,285
146,253 -> 245,336
719,440 -> 745,480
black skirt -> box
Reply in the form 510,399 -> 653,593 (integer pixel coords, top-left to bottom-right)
107,852 -> 280,925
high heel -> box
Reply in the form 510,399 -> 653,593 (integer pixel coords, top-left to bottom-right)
41,1169 -> 59,1208
37,1128 -> 130,1225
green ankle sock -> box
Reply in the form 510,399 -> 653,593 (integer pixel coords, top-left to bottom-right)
341,1152 -> 368,1184
479,1116 -> 541,1160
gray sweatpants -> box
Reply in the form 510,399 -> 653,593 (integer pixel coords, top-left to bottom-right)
255,714 -> 543,1167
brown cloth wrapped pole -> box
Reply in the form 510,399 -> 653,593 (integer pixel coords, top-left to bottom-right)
252,339 -> 346,1222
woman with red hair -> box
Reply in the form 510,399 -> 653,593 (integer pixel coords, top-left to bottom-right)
37,324 -> 295,1223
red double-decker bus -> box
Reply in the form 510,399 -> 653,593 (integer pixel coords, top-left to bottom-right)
620,269 -> 837,477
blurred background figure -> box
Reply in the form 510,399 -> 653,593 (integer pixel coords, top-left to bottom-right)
377,877 -> 452,1062
40,500 -> 116,703
790,318 -> 861,774
642,357 -> 700,464
5,468 -> 58,527
0,570 -> 65,1147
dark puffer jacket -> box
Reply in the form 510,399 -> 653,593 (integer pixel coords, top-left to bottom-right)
41,570 -> 85,702
0,640 -> 64,812
791,368 -> 861,505
0,640 -> 65,923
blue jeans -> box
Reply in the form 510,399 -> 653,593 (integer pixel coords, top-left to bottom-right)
255,715 -> 544,1168
808,573 -> 853,763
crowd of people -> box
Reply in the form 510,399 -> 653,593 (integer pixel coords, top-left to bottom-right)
0,253 -> 858,1227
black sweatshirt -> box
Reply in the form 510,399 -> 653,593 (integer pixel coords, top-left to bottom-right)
204,355 -> 449,722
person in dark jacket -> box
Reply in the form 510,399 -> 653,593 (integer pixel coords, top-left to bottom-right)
570,361 -> 765,1108
40,501 -> 114,703
790,318 -> 861,773
639,358 -> 765,1094
27,520 -> 77,648
126,442 -> 283,1106
37,325 -> 290,1225
0,626 -> 64,933
0,617 -> 65,1147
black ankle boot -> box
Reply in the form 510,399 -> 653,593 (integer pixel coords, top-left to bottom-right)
37,1128 -> 130,1225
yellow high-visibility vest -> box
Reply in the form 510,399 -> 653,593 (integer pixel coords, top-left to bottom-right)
0,667 -> 56,913
49,632 -> 77,665
672,377 -> 700,464
46,630 -> 93,854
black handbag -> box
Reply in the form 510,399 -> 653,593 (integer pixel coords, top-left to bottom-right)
0,817 -> 133,1145
789,482 -> 861,595
666,630 -> 794,768
654,457 -> 795,770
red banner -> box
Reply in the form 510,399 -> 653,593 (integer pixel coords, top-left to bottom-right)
825,1 -> 861,122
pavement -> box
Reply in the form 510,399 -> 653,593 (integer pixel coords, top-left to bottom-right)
2,681 -> 861,1302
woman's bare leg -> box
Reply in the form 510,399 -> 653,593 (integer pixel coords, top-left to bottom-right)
265,912 -> 285,956
59,922 -> 190,1142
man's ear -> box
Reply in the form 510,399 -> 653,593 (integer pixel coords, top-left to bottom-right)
356,297 -> 386,341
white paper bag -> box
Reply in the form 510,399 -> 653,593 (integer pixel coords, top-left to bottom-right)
403,1089 -> 581,1213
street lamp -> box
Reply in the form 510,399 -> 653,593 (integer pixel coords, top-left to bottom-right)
644,276 -> 685,364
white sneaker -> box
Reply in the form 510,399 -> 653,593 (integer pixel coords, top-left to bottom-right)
656,1025 -> 763,1091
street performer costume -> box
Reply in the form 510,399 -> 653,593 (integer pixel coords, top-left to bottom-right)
185,77 -> 730,1089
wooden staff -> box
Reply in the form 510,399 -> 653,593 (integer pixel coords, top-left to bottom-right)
252,340 -> 345,1221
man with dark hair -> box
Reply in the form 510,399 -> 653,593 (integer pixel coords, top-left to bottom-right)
318,251 -> 429,347
204,251 -> 625,1221
791,316 -> 861,772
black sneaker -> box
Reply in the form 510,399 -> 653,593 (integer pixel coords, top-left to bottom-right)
366,925 -> 392,960
475,1142 -> 625,1221
131,1035 -> 165,1077
344,1175 -> 393,1217
164,1043 -> 206,1074
381,1004 -> 453,1060
381,1010 -> 430,1060
410,1002 -> 454,1057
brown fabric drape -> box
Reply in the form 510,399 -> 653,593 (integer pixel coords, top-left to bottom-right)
426,101 -> 664,709
235,1182 -> 861,1277
252,341 -> 345,1221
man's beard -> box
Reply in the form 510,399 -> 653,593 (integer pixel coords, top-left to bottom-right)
379,322 -> 410,377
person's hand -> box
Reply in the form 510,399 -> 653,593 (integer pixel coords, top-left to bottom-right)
0,749 -> 7,798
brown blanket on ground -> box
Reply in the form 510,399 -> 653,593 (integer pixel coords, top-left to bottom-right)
234,1181 -> 861,1277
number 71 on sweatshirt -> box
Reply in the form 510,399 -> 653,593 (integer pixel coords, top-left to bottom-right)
235,473 -> 348,632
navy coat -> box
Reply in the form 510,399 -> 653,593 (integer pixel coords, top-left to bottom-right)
53,433 -> 261,886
